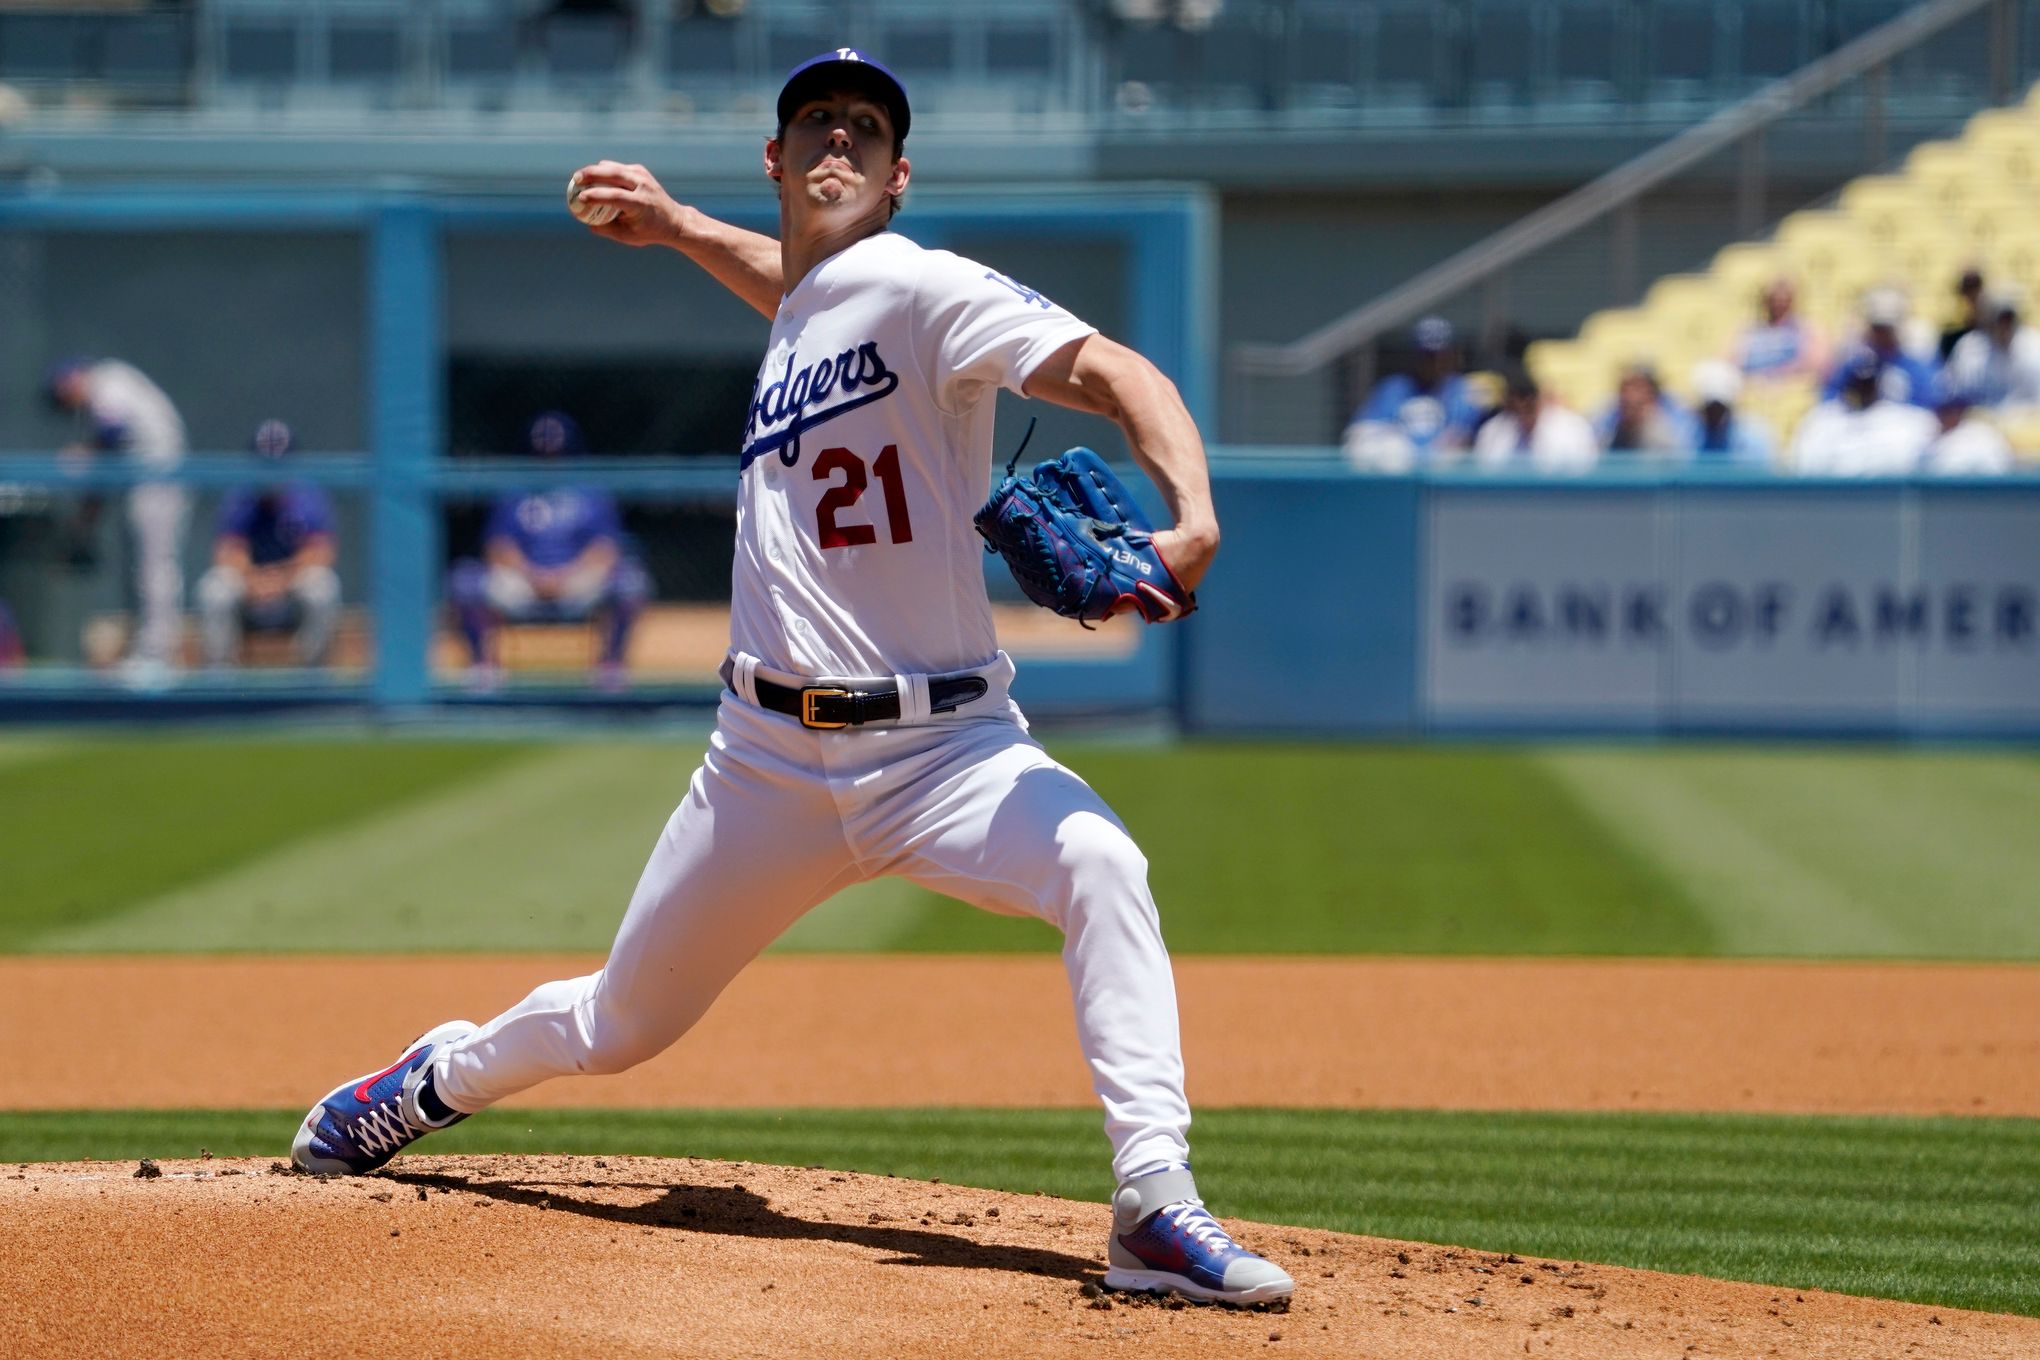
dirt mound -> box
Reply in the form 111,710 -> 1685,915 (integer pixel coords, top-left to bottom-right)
3,1156 -> 2031,1359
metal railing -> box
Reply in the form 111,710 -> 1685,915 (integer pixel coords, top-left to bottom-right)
1228,0 -> 2025,440
0,1 -> 1998,129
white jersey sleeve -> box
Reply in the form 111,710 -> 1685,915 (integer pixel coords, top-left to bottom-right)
910,252 -> 1097,416
87,360 -> 186,471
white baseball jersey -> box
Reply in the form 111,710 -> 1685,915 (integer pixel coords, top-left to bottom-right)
85,360 -> 186,470
732,231 -> 1095,679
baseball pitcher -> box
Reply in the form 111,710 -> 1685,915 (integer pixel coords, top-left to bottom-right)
292,49 -> 1290,1307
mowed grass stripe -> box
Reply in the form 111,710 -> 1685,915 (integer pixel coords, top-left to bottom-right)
6,1107 -> 2034,1316
0,738 -> 539,949
1540,749 -> 2040,958
8,738 -> 2039,958
30,742 -> 691,953
869,744 -> 1716,955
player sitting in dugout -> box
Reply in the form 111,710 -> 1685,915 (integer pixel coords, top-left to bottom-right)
196,419 -> 342,669
447,410 -> 651,688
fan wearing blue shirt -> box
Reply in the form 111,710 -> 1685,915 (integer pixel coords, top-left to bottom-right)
1820,287 -> 1939,408
197,420 -> 342,667
447,411 -> 652,689
1342,316 -> 1483,469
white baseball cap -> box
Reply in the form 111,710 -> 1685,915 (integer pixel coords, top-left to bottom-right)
1691,359 -> 1741,406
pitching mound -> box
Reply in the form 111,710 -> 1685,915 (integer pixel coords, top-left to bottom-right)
4,1156 -> 2032,1359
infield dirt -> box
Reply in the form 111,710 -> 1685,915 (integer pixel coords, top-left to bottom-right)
5,954 -> 2037,1113
6,1154 -> 2036,1360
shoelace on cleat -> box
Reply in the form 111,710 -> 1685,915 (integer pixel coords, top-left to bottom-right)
348,1101 -> 417,1156
1159,1203 -> 1238,1255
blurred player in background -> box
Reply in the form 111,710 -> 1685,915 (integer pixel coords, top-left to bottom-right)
1341,315 -> 1481,470
447,411 -> 650,689
196,420 -> 341,669
44,356 -> 188,681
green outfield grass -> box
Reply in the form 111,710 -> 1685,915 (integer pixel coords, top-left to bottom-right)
6,1107 -> 2035,1317
5,734 -> 2039,957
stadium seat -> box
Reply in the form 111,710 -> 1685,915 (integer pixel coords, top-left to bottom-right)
328,23 -> 405,84
445,17 -> 520,81
1577,307 -> 1660,367
663,18 -> 740,83
1525,340 -> 1606,410
1840,176 -> 1931,260
0,13 -> 83,81
1775,211 -> 1880,317
1907,140 -> 1986,218
541,16 -> 628,79
986,21 -> 1057,80
1710,242 -> 1784,313
101,15 -> 190,87
1962,107 -> 2040,186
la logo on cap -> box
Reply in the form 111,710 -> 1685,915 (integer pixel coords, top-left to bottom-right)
837,47 -> 859,61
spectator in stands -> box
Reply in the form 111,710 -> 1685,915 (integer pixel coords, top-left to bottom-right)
1596,360 -> 1694,457
1944,285 -> 2040,410
1922,375 -> 2014,475
1688,360 -> 1774,468
1820,287 -> 1938,407
1939,267 -> 1987,361
1472,367 -> 1598,473
447,411 -> 651,690
1734,277 -> 1827,384
1791,348 -> 1937,476
44,356 -> 188,683
196,420 -> 342,669
1341,316 -> 1481,471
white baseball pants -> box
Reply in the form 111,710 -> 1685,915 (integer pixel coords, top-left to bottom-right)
436,658 -> 1193,1181
127,483 -> 188,665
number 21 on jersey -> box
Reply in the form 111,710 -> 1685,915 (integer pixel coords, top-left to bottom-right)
813,445 -> 913,549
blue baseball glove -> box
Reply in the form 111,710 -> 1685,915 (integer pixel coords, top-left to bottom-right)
974,445 -> 1196,625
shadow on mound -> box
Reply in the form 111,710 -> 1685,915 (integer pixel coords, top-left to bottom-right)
390,1168 -> 1103,1286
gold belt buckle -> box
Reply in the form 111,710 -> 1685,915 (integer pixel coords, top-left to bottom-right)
800,686 -> 852,729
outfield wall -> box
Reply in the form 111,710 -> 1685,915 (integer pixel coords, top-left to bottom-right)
1193,469 -> 2040,739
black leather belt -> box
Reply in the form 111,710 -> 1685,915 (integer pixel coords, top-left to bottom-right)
719,658 -> 991,729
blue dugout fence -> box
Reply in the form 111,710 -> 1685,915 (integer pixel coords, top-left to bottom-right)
0,185 -> 1213,719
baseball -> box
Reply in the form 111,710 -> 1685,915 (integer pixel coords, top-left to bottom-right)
566,172 -> 619,227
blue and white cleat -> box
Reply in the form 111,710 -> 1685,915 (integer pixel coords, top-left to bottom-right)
1103,1166 -> 1295,1305
291,1021 -> 477,1175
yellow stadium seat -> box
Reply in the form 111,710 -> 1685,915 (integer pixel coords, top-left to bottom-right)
1645,275 -> 1738,364
1907,140 -> 1986,217
1888,231 -> 1974,304
1577,307 -> 1658,366
1524,342 -> 1605,410
1964,110 -> 2040,189
1710,242 -> 1784,312
1740,377 -> 1820,453
1951,188 -> 2040,264
1775,211 -> 1881,317
1993,407 -> 2040,458
1840,176 -> 1935,260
